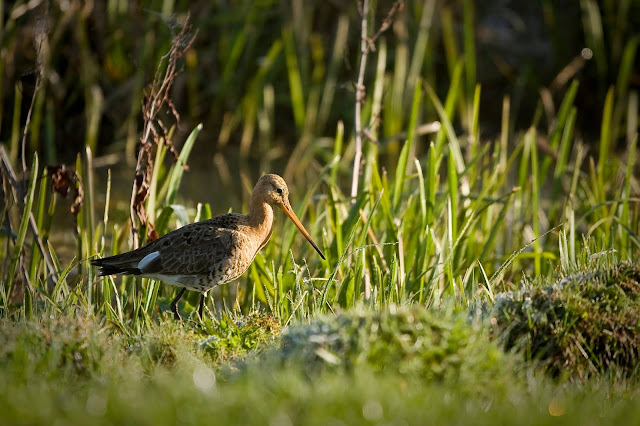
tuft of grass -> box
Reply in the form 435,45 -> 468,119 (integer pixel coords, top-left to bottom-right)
492,260 -> 640,381
266,305 -> 517,388
0,313 -> 110,382
197,310 -> 281,364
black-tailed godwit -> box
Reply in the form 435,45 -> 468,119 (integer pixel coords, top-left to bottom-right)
91,174 -> 325,319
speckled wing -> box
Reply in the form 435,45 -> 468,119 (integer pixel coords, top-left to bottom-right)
92,213 -> 251,291
142,214 -> 244,278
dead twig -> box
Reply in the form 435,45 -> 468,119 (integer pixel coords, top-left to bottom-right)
351,0 -> 370,201
20,3 -> 49,178
351,0 -> 403,201
0,145 -> 59,285
129,15 -> 197,248
20,76 -> 42,178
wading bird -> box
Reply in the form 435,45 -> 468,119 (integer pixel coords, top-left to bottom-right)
91,174 -> 325,319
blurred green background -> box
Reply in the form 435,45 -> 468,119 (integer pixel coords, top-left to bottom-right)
2,0 -> 638,173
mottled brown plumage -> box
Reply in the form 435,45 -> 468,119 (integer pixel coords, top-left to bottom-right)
91,174 -> 324,319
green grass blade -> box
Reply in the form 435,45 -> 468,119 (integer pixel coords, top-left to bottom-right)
541,80 -> 580,179
620,134 -> 638,254
463,0 -> 476,109
392,79 -> 421,211
527,128 -> 541,276
282,27 -> 305,131
9,83 -> 21,164
554,108 -> 577,179
147,142 -> 167,224
407,0 -> 436,95
469,84 -> 481,183
447,146 -> 459,243
597,87 -> 614,204
6,153 -> 39,303
317,14 -> 349,134
28,172 -> 48,285
580,0 -> 608,93
330,121 -> 344,188
615,36 -> 639,99
165,124 -> 202,206
425,79 -> 464,172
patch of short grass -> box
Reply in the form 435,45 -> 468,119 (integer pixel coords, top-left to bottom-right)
1,308 -> 640,425
0,309 -> 280,383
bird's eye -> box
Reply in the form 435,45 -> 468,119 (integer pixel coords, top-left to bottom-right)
276,187 -> 283,195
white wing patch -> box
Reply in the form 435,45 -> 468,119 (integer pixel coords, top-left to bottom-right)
138,251 -> 161,272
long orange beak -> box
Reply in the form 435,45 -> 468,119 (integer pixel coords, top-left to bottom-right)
279,202 -> 326,260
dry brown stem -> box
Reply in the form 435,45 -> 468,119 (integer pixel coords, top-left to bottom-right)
351,1 -> 403,201
129,15 -> 197,248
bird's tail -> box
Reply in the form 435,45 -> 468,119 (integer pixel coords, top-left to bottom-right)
90,254 -> 142,277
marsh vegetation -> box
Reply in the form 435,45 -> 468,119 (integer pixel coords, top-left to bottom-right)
1,0 -> 639,424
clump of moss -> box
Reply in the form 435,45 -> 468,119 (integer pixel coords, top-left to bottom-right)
268,305 -> 514,386
492,262 -> 640,380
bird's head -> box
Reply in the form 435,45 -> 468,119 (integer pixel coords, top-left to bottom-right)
255,173 -> 290,207
253,174 -> 325,260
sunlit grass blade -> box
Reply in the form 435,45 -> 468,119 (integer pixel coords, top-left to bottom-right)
330,121 -> 343,188
596,87 -> 614,217
554,108 -> 577,179
155,124 -> 202,234
51,256 -> 76,310
447,147 -> 459,244
164,124 -> 202,206
392,79 -> 421,211
615,37 -> 639,99
541,80 -> 579,180
527,128 -> 541,276
425,75 -> 464,172
407,0 -> 436,95
146,141 -> 167,225
425,142 -> 437,225
469,84 -> 481,183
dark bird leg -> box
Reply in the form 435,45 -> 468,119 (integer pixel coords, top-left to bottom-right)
170,287 -> 187,320
198,293 -> 206,319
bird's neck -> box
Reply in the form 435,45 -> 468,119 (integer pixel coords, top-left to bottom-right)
248,199 -> 275,237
